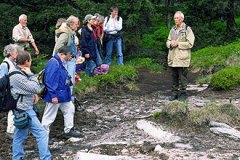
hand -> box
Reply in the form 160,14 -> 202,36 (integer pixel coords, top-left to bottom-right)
21,67 -> 32,74
85,54 -> 90,59
35,49 -> 40,55
34,94 -> 39,104
171,40 -> 178,48
52,97 -> 58,104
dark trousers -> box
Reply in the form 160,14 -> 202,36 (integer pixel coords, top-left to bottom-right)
170,67 -> 188,96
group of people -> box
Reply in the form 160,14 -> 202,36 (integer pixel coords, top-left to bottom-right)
0,8 -> 194,159
0,6 -> 125,160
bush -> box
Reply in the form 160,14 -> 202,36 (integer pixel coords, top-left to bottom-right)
189,103 -> 240,126
74,65 -> 138,95
210,67 -> 240,90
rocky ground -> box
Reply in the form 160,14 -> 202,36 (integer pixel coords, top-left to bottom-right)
0,68 -> 240,160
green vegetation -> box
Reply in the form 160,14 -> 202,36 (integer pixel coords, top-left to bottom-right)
191,40 -> 240,70
210,67 -> 240,90
73,65 -> 138,95
125,57 -> 163,72
161,101 -> 189,120
189,103 -> 240,126
157,102 -> 240,127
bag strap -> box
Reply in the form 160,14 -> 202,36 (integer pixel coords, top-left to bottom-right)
2,61 -> 10,71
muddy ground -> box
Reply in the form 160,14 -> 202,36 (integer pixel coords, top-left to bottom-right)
0,68 -> 240,159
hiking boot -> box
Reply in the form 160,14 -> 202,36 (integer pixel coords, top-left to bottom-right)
6,132 -> 14,140
178,93 -> 187,101
76,105 -> 85,112
64,129 -> 81,138
169,95 -> 178,101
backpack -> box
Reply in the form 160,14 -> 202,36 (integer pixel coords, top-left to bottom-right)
37,69 -> 47,98
37,57 -> 59,98
0,71 -> 23,112
93,64 -> 109,76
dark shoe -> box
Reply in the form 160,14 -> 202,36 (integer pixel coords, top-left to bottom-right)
6,132 -> 14,140
178,94 -> 187,101
64,129 -> 81,138
76,105 -> 85,112
74,98 -> 85,112
169,95 -> 178,101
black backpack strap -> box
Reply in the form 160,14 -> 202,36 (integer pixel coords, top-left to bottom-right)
2,61 -> 10,71
8,70 -> 24,77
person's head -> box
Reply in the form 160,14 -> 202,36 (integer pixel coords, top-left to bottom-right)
110,6 -> 118,18
174,11 -> 184,27
66,15 -> 79,31
16,51 -> 32,67
19,14 -> 28,26
57,46 -> 72,61
55,18 -> 67,29
3,44 -> 19,61
84,14 -> 97,26
97,15 -> 104,25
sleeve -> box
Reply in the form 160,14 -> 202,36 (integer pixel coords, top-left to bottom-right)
80,29 -> 90,55
178,28 -> 195,50
166,31 -> 172,49
115,17 -> 123,31
55,32 -> 68,52
12,26 -> 22,42
11,74 -> 41,95
27,28 -> 35,43
45,60 -> 60,99
103,17 -> 108,31
0,63 -> 9,78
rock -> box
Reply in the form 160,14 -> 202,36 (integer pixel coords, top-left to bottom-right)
75,152 -> 133,160
174,143 -> 193,149
209,121 -> 232,129
154,144 -> 164,152
136,120 -> 181,143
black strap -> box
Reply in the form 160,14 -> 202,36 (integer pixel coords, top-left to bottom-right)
2,61 -> 10,71
8,70 -> 24,77
105,16 -> 120,27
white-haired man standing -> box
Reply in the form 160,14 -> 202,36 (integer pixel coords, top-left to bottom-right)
166,11 -> 195,101
12,14 -> 39,55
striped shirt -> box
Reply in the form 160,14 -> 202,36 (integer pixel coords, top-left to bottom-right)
9,68 -> 41,111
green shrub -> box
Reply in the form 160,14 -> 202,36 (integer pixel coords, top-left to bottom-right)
191,40 -> 240,70
210,67 -> 240,90
74,65 -> 138,95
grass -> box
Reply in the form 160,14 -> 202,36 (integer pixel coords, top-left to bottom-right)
73,65 -> 138,96
157,101 -> 240,127
125,57 -> 163,72
191,40 -> 240,71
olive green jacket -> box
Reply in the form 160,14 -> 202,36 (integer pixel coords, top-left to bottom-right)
166,23 -> 195,67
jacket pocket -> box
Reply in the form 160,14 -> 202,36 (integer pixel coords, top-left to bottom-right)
178,50 -> 189,60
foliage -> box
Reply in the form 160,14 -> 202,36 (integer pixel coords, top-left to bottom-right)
153,112 -> 161,119
161,101 -> 189,120
210,67 -> 240,90
73,65 -> 138,95
191,40 -> 240,70
126,57 -> 163,72
189,103 -> 240,126
195,75 -> 212,85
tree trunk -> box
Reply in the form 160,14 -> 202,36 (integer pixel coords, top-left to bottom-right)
226,0 -> 235,33
165,0 -> 174,28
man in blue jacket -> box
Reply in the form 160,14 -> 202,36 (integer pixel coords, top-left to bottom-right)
41,46 -> 80,140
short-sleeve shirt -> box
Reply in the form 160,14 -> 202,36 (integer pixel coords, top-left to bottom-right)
12,24 -> 34,49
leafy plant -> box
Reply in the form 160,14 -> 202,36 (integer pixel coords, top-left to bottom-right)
210,67 -> 240,90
